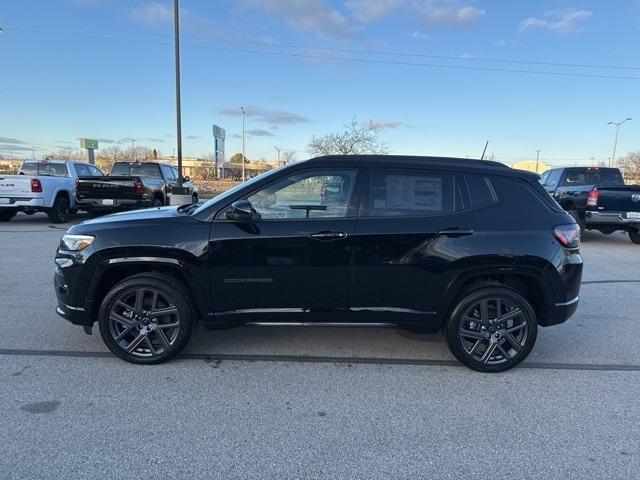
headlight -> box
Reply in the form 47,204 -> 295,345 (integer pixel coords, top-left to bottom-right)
60,234 -> 95,251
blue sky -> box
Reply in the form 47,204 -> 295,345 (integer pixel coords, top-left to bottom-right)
1,0 -> 639,165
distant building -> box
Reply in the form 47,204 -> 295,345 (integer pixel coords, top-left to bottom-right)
512,160 -> 551,174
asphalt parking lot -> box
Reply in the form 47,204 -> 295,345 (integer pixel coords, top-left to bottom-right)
1,212 -> 639,479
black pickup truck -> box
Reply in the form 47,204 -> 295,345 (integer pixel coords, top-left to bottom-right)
76,162 -> 198,213
540,166 -> 640,243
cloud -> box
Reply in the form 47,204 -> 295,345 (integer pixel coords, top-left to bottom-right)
519,8 -> 592,34
365,119 -> 403,130
239,0 -> 359,37
346,0 -> 404,23
130,2 -> 174,25
0,137 -> 25,144
218,106 -> 310,128
247,129 -> 275,137
414,1 -> 486,26
117,137 -> 136,143
142,137 -> 165,143
0,144 -> 33,152
493,39 -> 508,47
186,135 -> 199,140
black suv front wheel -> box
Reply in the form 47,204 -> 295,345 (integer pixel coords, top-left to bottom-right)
445,287 -> 538,372
98,273 -> 195,364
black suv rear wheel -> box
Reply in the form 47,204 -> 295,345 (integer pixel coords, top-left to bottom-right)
98,273 -> 195,364
445,287 -> 538,372
629,229 -> 640,244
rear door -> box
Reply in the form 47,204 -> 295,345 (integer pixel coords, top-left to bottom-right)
350,168 -> 482,326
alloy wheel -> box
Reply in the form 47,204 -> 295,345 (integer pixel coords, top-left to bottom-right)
458,297 -> 529,365
108,287 -> 181,357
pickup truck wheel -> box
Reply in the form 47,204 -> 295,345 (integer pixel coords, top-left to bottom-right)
47,195 -> 70,223
98,274 -> 194,364
0,209 -> 17,222
629,229 -> 640,244
445,287 -> 538,372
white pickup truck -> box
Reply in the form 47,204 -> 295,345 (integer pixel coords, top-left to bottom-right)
0,160 -> 105,223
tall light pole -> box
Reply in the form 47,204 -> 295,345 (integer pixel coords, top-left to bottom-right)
241,106 -> 246,181
173,0 -> 183,186
535,149 -> 540,173
274,146 -> 281,165
608,117 -> 632,166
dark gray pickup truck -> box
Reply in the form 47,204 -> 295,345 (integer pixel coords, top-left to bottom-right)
76,162 -> 198,213
541,166 -> 640,243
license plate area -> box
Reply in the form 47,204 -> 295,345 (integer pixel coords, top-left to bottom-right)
102,199 -> 114,206
0,198 -> 10,205
626,212 -> 640,219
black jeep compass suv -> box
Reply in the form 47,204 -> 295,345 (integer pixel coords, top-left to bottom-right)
54,155 -> 582,372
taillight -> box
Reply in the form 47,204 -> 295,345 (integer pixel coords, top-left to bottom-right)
553,224 -> 580,248
134,178 -> 144,195
31,179 -> 43,193
587,189 -> 599,207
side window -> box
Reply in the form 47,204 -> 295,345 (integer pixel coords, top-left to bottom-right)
74,164 -> 90,176
465,175 -> 496,208
88,165 -> 104,176
247,170 -> 357,219
545,169 -> 562,188
539,171 -> 549,185
368,170 -> 454,217
171,167 -> 180,180
160,165 -> 175,180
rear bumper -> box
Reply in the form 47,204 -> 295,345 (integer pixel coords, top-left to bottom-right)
544,295 -> 580,327
76,198 -> 151,211
585,211 -> 640,228
0,197 -> 45,208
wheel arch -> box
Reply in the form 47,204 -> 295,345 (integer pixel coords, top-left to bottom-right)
89,257 -> 209,323
439,267 -> 554,328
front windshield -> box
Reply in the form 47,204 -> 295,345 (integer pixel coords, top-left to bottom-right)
191,164 -> 290,216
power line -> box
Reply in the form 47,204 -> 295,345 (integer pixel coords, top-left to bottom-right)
7,26 -> 640,80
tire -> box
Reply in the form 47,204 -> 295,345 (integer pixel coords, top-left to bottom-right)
568,209 -> 584,235
98,273 -> 195,364
47,195 -> 70,223
445,287 -> 538,372
0,209 -> 17,222
629,229 -> 640,245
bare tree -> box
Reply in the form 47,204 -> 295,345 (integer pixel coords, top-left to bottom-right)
44,147 -> 85,161
281,151 -> 297,164
617,152 -> 640,183
307,118 -> 389,157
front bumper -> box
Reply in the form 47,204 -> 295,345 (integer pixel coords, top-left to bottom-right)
585,211 -> 640,227
54,266 -> 95,326
0,197 -> 45,208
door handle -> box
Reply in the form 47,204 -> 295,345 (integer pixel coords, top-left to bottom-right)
437,228 -> 474,237
310,231 -> 348,241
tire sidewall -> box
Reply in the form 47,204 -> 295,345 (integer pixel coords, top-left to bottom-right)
98,275 -> 194,364
445,287 -> 538,372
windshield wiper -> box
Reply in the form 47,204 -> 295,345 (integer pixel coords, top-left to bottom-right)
177,202 -> 201,214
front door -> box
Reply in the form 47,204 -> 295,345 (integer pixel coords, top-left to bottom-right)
208,168 -> 361,324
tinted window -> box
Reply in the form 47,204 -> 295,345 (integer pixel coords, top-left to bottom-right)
160,165 -> 175,181
20,162 -> 68,177
562,168 -> 624,186
465,175 -> 495,207
74,164 -> 90,176
369,170 -> 454,217
111,163 -> 162,178
171,167 -> 180,180
544,169 -> 562,188
88,165 -> 104,176
248,170 -> 357,219
110,163 -> 130,176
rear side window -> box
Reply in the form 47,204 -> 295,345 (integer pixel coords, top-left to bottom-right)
465,175 -> 496,208
88,165 -> 104,176
544,169 -> 562,188
74,164 -> 90,176
368,170 -> 454,217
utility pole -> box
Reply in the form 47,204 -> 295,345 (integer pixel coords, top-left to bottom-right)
241,106 -> 246,181
274,146 -> 281,165
131,139 -> 135,161
608,118 -> 632,166
535,150 -> 540,173
173,0 -> 184,186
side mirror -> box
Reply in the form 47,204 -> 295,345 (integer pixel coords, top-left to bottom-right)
226,200 -> 254,222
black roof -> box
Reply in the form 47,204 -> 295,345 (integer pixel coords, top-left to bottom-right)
299,155 -> 538,181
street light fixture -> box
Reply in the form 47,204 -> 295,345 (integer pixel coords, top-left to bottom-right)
607,117 -> 632,166
241,106 -> 246,181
